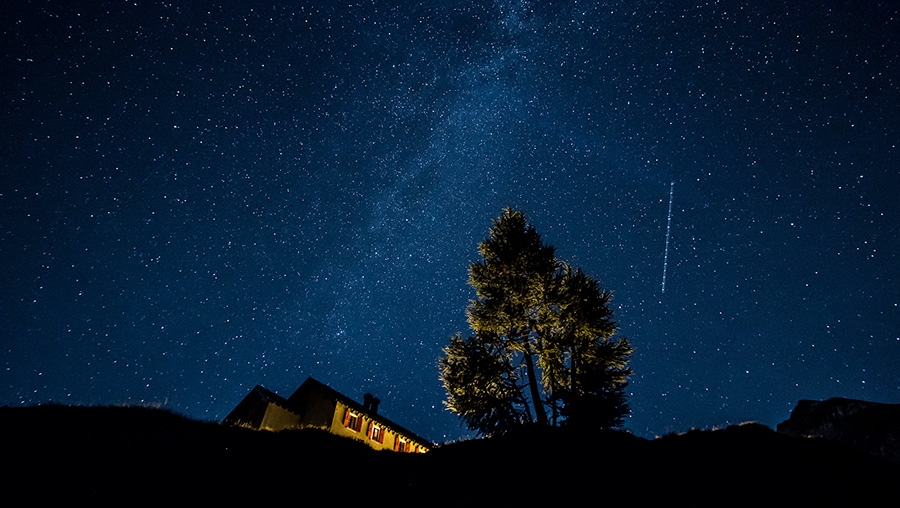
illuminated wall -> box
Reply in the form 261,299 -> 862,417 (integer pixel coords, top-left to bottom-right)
224,378 -> 431,453
258,402 -> 300,432
328,401 -> 429,453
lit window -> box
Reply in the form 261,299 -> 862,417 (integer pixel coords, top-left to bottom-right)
343,409 -> 363,432
367,422 -> 385,444
394,436 -> 410,453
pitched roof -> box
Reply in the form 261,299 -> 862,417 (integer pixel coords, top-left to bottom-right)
291,376 -> 432,447
222,384 -> 291,428
251,385 -> 289,406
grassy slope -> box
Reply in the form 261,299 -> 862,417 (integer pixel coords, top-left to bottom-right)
1,405 -> 896,505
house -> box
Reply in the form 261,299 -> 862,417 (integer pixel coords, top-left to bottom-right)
222,377 -> 431,453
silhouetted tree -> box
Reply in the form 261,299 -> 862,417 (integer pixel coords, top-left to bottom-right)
439,208 -> 632,436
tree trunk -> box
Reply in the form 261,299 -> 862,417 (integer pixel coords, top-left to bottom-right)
523,343 -> 548,425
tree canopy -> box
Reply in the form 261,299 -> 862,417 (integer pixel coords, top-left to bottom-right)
439,208 -> 632,436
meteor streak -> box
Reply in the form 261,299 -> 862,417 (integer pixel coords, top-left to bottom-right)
662,182 -> 674,294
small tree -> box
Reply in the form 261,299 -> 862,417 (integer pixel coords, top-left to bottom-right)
439,208 -> 632,436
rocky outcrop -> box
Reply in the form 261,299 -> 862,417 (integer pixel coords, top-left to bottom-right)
777,397 -> 900,462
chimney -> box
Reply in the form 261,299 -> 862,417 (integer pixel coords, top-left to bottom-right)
363,393 -> 373,411
371,397 -> 380,415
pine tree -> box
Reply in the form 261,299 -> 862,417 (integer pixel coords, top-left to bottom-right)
439,208 -> 633,436
547,265 -> 632,429
439,333 -> 528,436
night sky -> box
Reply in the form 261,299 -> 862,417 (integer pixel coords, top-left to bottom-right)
3,0 -> 898,443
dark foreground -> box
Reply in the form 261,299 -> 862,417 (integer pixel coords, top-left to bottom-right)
2,405 -> 896,506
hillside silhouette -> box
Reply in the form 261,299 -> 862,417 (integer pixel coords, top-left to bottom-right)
2,404 -> 897,505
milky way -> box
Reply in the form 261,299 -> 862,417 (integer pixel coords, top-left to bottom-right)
2,0 -> 898,441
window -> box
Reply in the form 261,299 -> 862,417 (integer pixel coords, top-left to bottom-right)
343,409 -> 363,432
394,436 -> 410,453
367,422 -> 385,444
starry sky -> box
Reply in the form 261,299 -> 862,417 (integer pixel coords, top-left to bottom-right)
2,0 -> 898,443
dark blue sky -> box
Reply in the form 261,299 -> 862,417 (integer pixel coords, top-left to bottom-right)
2,0 -> 898,442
